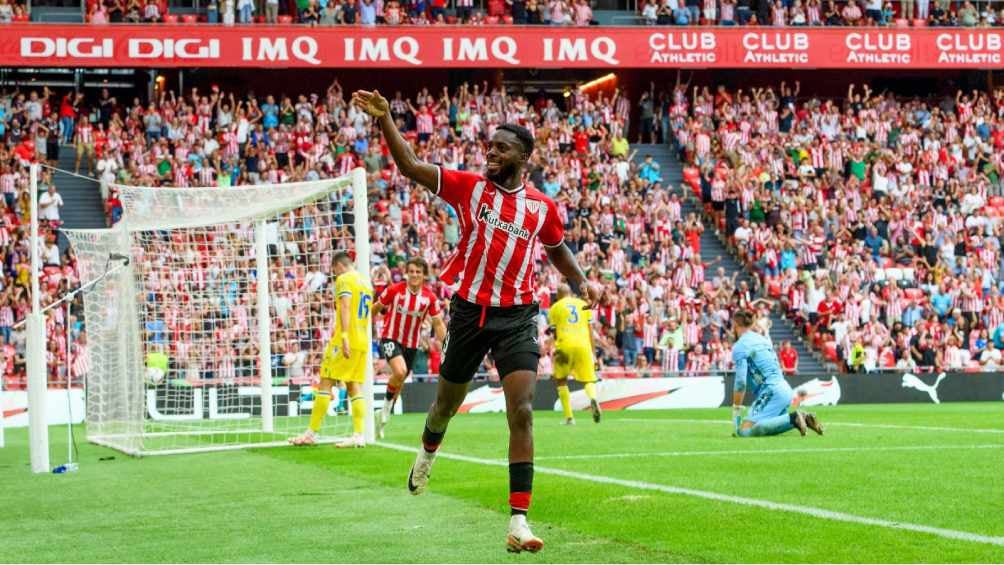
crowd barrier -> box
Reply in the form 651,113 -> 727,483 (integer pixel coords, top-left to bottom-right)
400,371 -> 1004,413
4,372 -> 999,426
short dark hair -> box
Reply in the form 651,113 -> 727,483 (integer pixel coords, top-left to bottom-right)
733,310 -> 755,328
406,257 -> 429,276
496,123 -> 535,156
333,251 -> 354,267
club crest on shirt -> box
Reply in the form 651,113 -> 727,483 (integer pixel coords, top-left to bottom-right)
526,200 -> 540,215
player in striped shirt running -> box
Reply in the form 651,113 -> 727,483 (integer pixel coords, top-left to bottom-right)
353,89 -> 598,554
372,257 -> 446,439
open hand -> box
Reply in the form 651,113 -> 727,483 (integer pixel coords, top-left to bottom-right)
351,90 -> 389,118
583,281 -> 602,310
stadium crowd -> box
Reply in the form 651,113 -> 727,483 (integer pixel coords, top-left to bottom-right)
80,0 -> 597,25
0,86 -> 85,389
6,74 -> 1004,390
58,78 -> 764,383
668,78 -> 1004,372
639,0 -> 1004,26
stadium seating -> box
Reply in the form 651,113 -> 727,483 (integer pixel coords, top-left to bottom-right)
672,80 -> 1004,373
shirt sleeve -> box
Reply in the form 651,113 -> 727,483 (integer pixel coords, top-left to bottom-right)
732,345 -> 749,395
377,283 -> 396,306
335,275 -> 351,299
538,197 -> 565,248
436,166 -> 474,209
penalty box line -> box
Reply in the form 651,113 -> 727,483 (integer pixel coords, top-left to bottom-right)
617,418 -> 1004,434
376,441 -> 1004,549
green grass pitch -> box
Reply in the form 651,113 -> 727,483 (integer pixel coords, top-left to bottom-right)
2,403 -> 1003,563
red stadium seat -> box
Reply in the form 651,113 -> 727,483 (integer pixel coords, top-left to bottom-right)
181,14 -> 197,23
904,288 -> 925,301
912,18 -> 926,26
502,15 -> 513,23
278,14 -> 293,23
164,13 -> 179,23
990,196 -> 1004,207
446,15 -> 458,23
894,18 -> 909,27
485,15 -> 499,23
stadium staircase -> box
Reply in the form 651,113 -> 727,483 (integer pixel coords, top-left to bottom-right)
632,143 -> 826,373
54,148 -> 107,252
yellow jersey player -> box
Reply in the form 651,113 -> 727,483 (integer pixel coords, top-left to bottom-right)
548,284 -> 600,425
291,251 -> 373,448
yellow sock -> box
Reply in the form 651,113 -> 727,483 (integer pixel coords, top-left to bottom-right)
557,385 -> 573,419
350,396 -> 366,435
309,391 -> 331,433
584,382 -> 597,401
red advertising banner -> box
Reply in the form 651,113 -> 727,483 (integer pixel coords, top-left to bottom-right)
0,25 -> 1001,69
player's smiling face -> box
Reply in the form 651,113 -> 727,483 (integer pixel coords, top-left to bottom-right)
406,263 -> 425,290
485,130 -> 526,187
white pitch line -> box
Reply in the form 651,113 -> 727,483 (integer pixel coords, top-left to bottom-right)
533,444 -> 1004,461
617,417 -> 1004,434
377,441 -> 1004,548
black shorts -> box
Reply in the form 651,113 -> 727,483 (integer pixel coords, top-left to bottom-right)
440,295 -> 540,384
379,339 -> 418,374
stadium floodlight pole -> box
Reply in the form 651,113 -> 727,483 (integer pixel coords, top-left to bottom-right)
254,219 -> 274,435
27,162 -> 49,474
351,166 -> 375,444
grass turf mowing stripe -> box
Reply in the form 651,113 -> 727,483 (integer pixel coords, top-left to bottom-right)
532,443 -> 1004,460
618,418 -> 1004,433
376,441 -> 1004,549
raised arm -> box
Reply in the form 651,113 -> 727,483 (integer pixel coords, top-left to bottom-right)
352,90 -> 438,191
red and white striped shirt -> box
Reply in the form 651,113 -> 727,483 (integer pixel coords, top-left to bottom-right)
77,124 -> 93,144
437,167 -> 564,307
643,321 -> 658,348
684,321 -> 700,345
72,345 -> 90,378
378,282 -> 442,349
687,353 -> 709,373
416,111 -> 434,134
0,172 -> 18,194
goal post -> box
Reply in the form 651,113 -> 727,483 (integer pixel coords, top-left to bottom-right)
64,168 -> 373,456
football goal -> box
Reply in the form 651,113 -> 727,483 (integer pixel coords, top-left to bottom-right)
63,168 -> 373,456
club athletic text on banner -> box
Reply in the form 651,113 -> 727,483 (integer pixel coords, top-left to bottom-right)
3,25 -> 1004,69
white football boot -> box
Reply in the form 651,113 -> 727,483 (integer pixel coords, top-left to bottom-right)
335,433 -> 365,448
506,514 -> 544,553
407,449 -> 436,495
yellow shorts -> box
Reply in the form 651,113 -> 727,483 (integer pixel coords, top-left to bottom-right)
553,342 -> 596,383
319,339 -> 367,384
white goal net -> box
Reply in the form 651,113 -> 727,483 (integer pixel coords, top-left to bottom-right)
64,169 -> 372,456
